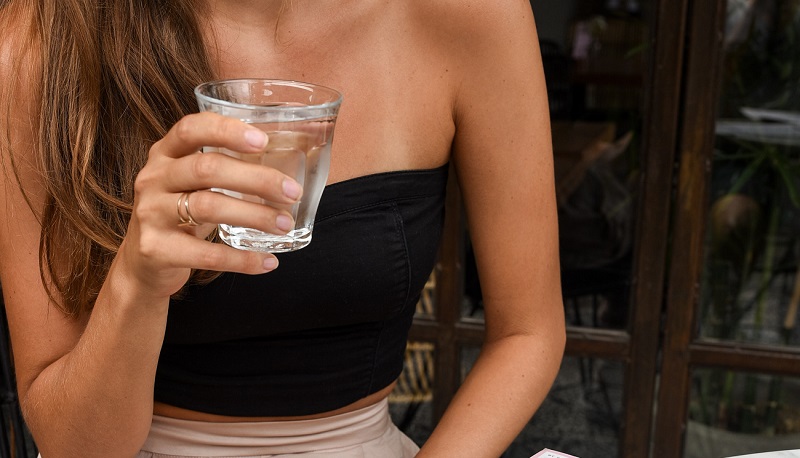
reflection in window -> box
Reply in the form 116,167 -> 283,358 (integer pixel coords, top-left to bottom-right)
700,0 -> 800,347
545,1 -> 647,330
492,354 -> 623,458
463,1 -> 649,329
686,368 -> 800,458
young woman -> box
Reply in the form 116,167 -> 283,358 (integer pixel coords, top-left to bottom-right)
0,1 -> 565,456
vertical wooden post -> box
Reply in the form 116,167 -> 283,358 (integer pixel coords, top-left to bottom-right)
620,0 -> 690,456
653,0 -> 728,456
432,168 -> 465,422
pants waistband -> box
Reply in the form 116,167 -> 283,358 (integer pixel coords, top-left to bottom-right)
140,398 -> 391,456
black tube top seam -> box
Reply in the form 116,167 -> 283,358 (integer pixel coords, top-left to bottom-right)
393,202 -> 413,312
365,319 -> 385,397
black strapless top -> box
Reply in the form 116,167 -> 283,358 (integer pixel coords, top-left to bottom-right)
154,165 -> 449,416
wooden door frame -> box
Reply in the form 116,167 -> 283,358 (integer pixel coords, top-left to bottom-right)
655,0 -> 800,456
619,0 -> 690,455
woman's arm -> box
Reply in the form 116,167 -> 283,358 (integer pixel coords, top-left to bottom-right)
418,1 -> 565,456
0,8 -> 293,456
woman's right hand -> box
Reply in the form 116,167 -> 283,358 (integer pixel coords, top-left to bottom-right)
3,111 -> 307,456
118,111 -> 303,300
0,12 -> 311,453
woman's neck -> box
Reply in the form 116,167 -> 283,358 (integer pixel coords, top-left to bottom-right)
199,0 -> 371,79
203,0 -> 286,30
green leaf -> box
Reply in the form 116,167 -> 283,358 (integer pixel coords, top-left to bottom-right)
729,155 -> 766,195
776,161 -> 800,208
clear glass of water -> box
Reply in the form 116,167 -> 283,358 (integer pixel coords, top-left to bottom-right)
195,79 -> 342,253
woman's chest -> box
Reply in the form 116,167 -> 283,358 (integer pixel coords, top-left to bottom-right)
212,21 -> 456,182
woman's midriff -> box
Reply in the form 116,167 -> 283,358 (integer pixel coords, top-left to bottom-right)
152,380 -> 397,423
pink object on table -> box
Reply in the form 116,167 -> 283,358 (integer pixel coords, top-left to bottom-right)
531,449 -> 580,458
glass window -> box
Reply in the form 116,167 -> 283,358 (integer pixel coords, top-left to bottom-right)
463,0 -> 652,330
461,348 -> 623,458
393,349 -> 628,457
699,0 -> 800,347
549,1 -> 648,331
685,368 -> 800,458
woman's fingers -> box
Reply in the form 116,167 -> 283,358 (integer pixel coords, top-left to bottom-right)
164,151 -> 303,205
127,111 -> 299,281
174,190 -> 296,236
152,112 -> 269,159
145,231 -> 279,274
145,111 -> 303,209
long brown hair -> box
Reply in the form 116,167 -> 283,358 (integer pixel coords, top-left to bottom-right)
4,0 -> 215,317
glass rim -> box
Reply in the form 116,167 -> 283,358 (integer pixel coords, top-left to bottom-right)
194,78 -> 343,112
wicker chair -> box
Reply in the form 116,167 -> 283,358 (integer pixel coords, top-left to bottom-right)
389,273 -> 436,431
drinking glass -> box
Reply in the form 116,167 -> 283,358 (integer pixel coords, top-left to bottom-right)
195,79 -> 342,252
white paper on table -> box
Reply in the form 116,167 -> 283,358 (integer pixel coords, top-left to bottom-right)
728,450 -> 800,458
530,449 -> 580,458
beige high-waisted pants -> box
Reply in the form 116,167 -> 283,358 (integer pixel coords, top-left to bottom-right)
135,399 -> 419,458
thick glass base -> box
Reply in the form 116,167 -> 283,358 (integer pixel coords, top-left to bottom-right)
219,225 -> 312,253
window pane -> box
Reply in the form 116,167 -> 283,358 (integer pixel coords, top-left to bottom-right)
396,351 -> 625,456
462,347 -> 623,457
463,0 -> 654,330
548,0 -> 648,332
699,0 -> 800,347
685,368 -> 800,458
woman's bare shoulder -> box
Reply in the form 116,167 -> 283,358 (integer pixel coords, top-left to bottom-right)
409,0 -> 536,39
405,0 -> 540,89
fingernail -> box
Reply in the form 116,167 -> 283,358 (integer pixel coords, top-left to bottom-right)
263,256 -> 279,271
245,129 -> 268,149
276,214 -> 294,232
282,179 -> 302,200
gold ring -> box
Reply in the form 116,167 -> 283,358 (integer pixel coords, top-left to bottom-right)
177,191 -> 200,227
